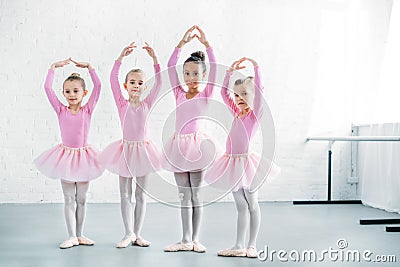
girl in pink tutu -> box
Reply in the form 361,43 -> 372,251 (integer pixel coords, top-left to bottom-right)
163,25 -> 216,253
34,58 -> 103,249
99,42 -> 162,248
204,57 -> 280,258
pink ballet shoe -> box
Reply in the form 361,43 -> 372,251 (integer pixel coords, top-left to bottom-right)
133,237 -> 151,247
164,242 -> 194,252
192,241 -> 206,253
246,246 -> 258,258
217,248 -> 247,257
77,236 -> 95,246
116,236 -> 136,248
59,237 -> 79,249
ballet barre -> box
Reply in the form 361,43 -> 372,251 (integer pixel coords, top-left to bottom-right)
305,136 -> 400,142
293,135 -> 400,205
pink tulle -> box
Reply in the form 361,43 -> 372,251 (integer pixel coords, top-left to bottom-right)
204,152 -> 281,192
162,132 -> 221,173
34,144 -> 104,182
99,139 -> 162,177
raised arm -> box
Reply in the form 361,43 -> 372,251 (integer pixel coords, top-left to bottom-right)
142,43 -> 162,107
195,26 -> 216,98
109,42 -> 136,109
110,61 -> 125,108
168,26 -> 198,96
167,47 -> 181,96
86,67 -> 101,113
246,58 -> 264,119
221,58 -> 247,115
70,59 -> 101,113
203,47 -> 216,98
44,59 -> 70,114
221,71 -> 239,115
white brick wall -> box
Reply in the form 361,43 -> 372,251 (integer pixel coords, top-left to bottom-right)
0,0 -> 391,203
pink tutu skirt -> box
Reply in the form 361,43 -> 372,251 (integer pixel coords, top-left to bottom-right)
34,144 -> 104,182
162,132 -> 221,173
99,139 -> 162,177
204,152 -> 281,192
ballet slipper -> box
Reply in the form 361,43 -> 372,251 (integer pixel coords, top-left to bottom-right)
164,242 -> 194,252
77,236 -> 95,246
133,237 -> 151,247
246,246 -> 258,258
116,236 -> 136,248
217,248 -> 247,257
192,240 -> 206,253
59,237 -> 79,249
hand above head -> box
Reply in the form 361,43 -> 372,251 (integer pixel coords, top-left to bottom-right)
117,42 -> 137,62
227,57 -> 246,73
194,25 -> 210,48
142,42 -> 158,64
70,58 -> 93,70
177,25 -> 197,48
50,58 -> 71,70
177,25 -> 211,49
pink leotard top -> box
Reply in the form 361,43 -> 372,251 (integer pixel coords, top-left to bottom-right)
167,47 -> 216,134
44,69 -> 101,148
110,61 -> 162,141
221,66 -> 264,154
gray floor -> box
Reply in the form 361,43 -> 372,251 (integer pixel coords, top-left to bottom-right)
0,202 -> 399,267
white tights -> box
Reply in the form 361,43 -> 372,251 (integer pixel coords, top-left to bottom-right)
174,171 -> 203,243
232,189 -> 261,249
60,180 -> 90,239
119,175 -> 148,239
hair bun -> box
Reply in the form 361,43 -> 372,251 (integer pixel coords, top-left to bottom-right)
190,51 -> 205,61
69,72 -> 80,78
